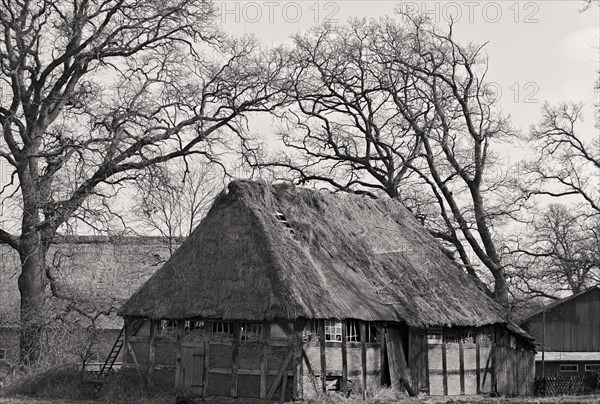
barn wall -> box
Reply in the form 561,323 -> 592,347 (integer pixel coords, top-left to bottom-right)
408,328 -> 428,393
124,319 -> 297,401
303,344 -> 381,393
494,328 -> 535,396
524,289 -> 600,352
300,319 -> 382,396
426,327 -> 533,397
124,320 -> 535,398
536,360 -> 600,377
125,318 -> 386,399
427,329 -> 494,396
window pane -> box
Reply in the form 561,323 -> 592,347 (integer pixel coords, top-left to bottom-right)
559,364 -> 578,372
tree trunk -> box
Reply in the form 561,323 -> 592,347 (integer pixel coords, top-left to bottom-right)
493,270 -> 509,307
17,234 -> 48,365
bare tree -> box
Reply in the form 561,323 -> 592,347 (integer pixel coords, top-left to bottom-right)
510,204 -> 600,300
133,160 -> 224,254
523,102 -> 600,214
580,0 -> 600,12
253,15 -> 521,304
0,0 -> 285,363
513,82 -> 599,301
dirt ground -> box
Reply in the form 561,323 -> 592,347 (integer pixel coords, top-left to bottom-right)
421,394 -> 600,403
0,395 -> 599,404
0,400 -> 162,404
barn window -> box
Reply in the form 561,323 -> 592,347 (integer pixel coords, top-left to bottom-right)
346,320 -> 378,342
347,320 -> 359,342
212,321 -> 234,341
0,348 -> 6,360
302,320 -> 319,342
302,320 -> 378,343
366,322 -> 378,342
157,320 -> 178,337
325,320 -> 342,341
240,322 -> 263,341
585,364 -> 600,372
184,320 -> 205,336
559,364 -> 578,372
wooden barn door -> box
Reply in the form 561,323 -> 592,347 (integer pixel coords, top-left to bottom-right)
181,344 -> 204,394
386,326 -> 413,393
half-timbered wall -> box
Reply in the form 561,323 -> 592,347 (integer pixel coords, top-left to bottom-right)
122,319 -> 533,399
124,318 -> 298,401
301,319 -> 382,397
303,341 -> 381,393
427,328 -> 493,396
426,327 -> 533,397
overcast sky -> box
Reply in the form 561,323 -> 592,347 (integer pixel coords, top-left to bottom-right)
219,0 -> 600,144
1,1 -> 598,232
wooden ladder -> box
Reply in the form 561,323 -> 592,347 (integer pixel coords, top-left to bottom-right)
98,326 -> 124,379
98,320 -> 143,379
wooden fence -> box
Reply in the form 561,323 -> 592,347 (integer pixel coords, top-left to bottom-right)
534,371 -> 600,396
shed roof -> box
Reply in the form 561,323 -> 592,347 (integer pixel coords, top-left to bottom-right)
119,181 -> 518,329
520,286 -> 600,323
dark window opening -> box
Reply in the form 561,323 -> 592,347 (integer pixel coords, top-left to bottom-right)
324,376 -> 355,392
367,322 -> 378,343
326,375 -> 341,391
302,320 -> 378,343
157,319 -> 178,337
240,322 -> 263,341
560,364 -> 578,372
212,321 -> 233,336
184,320 -> 205,334
346,320 -> 378,343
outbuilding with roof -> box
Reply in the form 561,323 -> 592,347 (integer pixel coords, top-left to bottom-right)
118,180 -> 535,400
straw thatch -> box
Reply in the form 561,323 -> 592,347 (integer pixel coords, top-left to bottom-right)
119,181 -> 510,328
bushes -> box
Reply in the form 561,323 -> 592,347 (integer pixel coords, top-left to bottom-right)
100,368 -> 174,403
3,366 -> 95,400
2,367 -> 171,404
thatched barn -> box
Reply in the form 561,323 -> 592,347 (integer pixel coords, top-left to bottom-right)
118,180 -> 535,400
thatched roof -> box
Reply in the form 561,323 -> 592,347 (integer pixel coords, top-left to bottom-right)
1,236 -> 175,328
118,181 -> 513,329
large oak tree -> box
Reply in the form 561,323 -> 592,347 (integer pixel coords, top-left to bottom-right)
254,15 -> 520,304
0,0 -> 284,363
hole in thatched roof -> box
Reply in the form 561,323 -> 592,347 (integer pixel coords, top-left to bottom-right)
274,211 -> 297,238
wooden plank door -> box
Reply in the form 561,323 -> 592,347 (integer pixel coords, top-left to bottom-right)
386,327 -> 412,392
182,345 -> 204,394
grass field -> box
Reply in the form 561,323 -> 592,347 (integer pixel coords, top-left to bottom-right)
0,399 -> 169,404
1,394 -> 598,404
